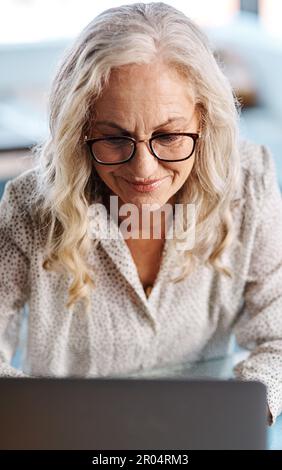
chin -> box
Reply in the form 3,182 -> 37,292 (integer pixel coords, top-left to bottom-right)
129,195 -> 171,210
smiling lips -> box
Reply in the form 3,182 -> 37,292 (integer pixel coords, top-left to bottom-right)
122,176 -> 169,192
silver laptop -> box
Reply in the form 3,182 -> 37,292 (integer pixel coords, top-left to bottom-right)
0,377 -> 267,450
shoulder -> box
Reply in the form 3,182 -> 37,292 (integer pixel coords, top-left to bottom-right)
0,167 -> 42,246
0,168 -> 41,258
239,139 -> 275,174
235,139 -> 279,201
1,167 -> 40,217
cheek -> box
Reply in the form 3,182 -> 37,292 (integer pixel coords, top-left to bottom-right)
166,157 -> 194,183
93,165 -> 126,197
94,164 -> 120,183
181,162 -> 194,181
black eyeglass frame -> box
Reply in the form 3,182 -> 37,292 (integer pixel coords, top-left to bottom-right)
84,132 -> 201,165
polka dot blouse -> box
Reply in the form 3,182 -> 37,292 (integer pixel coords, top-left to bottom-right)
0,140 -> 282,424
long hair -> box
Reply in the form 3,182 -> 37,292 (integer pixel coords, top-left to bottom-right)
31,2 -> 241,312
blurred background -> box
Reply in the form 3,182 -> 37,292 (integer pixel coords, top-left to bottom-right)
1,0 -> 282,198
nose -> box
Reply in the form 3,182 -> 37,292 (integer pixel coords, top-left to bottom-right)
127,138 -> 159,175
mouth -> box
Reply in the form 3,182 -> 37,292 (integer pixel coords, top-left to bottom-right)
121,176 -> 169,193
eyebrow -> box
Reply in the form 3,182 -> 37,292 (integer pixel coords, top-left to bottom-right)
94,117 -> 188,134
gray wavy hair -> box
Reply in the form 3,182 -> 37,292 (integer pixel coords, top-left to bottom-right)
31,2 -> 241,312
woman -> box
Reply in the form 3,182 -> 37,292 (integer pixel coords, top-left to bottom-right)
0,2 -> 281,426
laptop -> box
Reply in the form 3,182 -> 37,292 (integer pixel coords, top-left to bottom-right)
0,377 -> 267,450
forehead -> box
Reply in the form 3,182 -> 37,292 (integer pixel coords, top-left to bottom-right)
95,62 -> 195,109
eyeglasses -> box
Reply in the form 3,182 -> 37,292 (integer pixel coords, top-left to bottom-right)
84,132 -> 201,165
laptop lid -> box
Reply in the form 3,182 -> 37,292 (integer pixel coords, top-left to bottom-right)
0,377 -> 267,450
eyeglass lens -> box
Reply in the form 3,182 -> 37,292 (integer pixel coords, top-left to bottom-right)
90,135 -> 195,163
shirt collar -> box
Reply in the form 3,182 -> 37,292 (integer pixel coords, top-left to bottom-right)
87,202 -> 181,308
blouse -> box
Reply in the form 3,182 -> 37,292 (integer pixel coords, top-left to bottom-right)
0,139 -> 282,424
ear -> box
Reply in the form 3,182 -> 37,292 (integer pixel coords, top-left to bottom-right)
195,103 -> 205,136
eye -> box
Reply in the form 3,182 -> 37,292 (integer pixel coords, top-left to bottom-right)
162,134 -> 178,140
154,134 -> 180,143
104,137 -> 128,146
100,137 -> 134,151
108,137 -> 125,143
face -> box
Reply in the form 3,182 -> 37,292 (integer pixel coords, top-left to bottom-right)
90,61 -> 199,217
